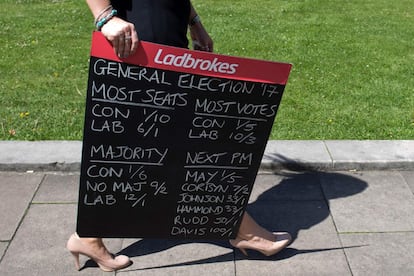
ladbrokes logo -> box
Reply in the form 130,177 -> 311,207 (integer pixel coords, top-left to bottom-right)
154,49 -> 239,75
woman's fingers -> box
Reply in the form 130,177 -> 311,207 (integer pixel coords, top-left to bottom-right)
129,30 -> 139,56
101,17 -> 139,58
122,26 -> 139,58
114,33 -> 127,58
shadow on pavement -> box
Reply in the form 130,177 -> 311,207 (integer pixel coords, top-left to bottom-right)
87,169 -> 368,271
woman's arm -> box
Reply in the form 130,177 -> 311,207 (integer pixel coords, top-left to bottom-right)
86,0 -> 139,58
189,3 -> 214,52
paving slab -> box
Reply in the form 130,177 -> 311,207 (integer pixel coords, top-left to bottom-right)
33,173 -> 79,203
340,232 -> 414,276
321,171 -> 414,233
0,172 -> 43,240
118,238 -> 234,275
325,140 -> 414,170
238,201 -> 350,276
0,203 -> 124,276
0,242 -> 7,260
249,171 -> 324,203
0,204 -> 78,276
401,170 -> 414,194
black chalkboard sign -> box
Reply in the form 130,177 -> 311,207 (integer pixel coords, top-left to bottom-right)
76,32 -> 292,240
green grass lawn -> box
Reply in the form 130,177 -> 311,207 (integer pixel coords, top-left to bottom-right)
1,0 -> 413,140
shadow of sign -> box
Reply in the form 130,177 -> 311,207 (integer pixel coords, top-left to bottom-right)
78,168 -> 368,270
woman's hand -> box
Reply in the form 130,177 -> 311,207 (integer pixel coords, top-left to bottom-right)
100,17 -> 139,58
190,23 -> 214,52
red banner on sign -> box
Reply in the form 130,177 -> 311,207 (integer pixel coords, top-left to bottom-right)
77,31 -> 293,239
90,31 -> 292,85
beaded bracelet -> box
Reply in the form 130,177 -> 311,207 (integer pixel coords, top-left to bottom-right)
94,5 -> 113,25
96,9 -> 118,31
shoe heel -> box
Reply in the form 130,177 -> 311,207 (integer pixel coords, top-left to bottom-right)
70,251 -> 81,271
66,233 -> 131,272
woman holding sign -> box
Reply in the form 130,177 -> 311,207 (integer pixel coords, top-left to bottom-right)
67,0 -> 291,271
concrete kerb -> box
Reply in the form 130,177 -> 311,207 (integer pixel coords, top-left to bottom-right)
0,140 -> 413,172
261,140 -> 414,171
0,141 -> 82,172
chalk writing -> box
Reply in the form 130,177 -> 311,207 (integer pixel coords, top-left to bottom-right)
77,38 -> 290,239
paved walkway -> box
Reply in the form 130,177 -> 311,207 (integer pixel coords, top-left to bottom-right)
0,140 -> 413,275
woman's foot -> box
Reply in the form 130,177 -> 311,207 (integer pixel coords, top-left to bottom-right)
231,212 -> 291,256
66,233 -> 131,271
230,232 -> 291,256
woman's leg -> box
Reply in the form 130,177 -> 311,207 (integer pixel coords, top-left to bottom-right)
67,233 -> 131,271
230,212 -> 291,256
237,212 -> 277,240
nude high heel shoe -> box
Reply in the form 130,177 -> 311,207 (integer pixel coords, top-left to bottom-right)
66,233 -> 131,272
230,232 -> 292,257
